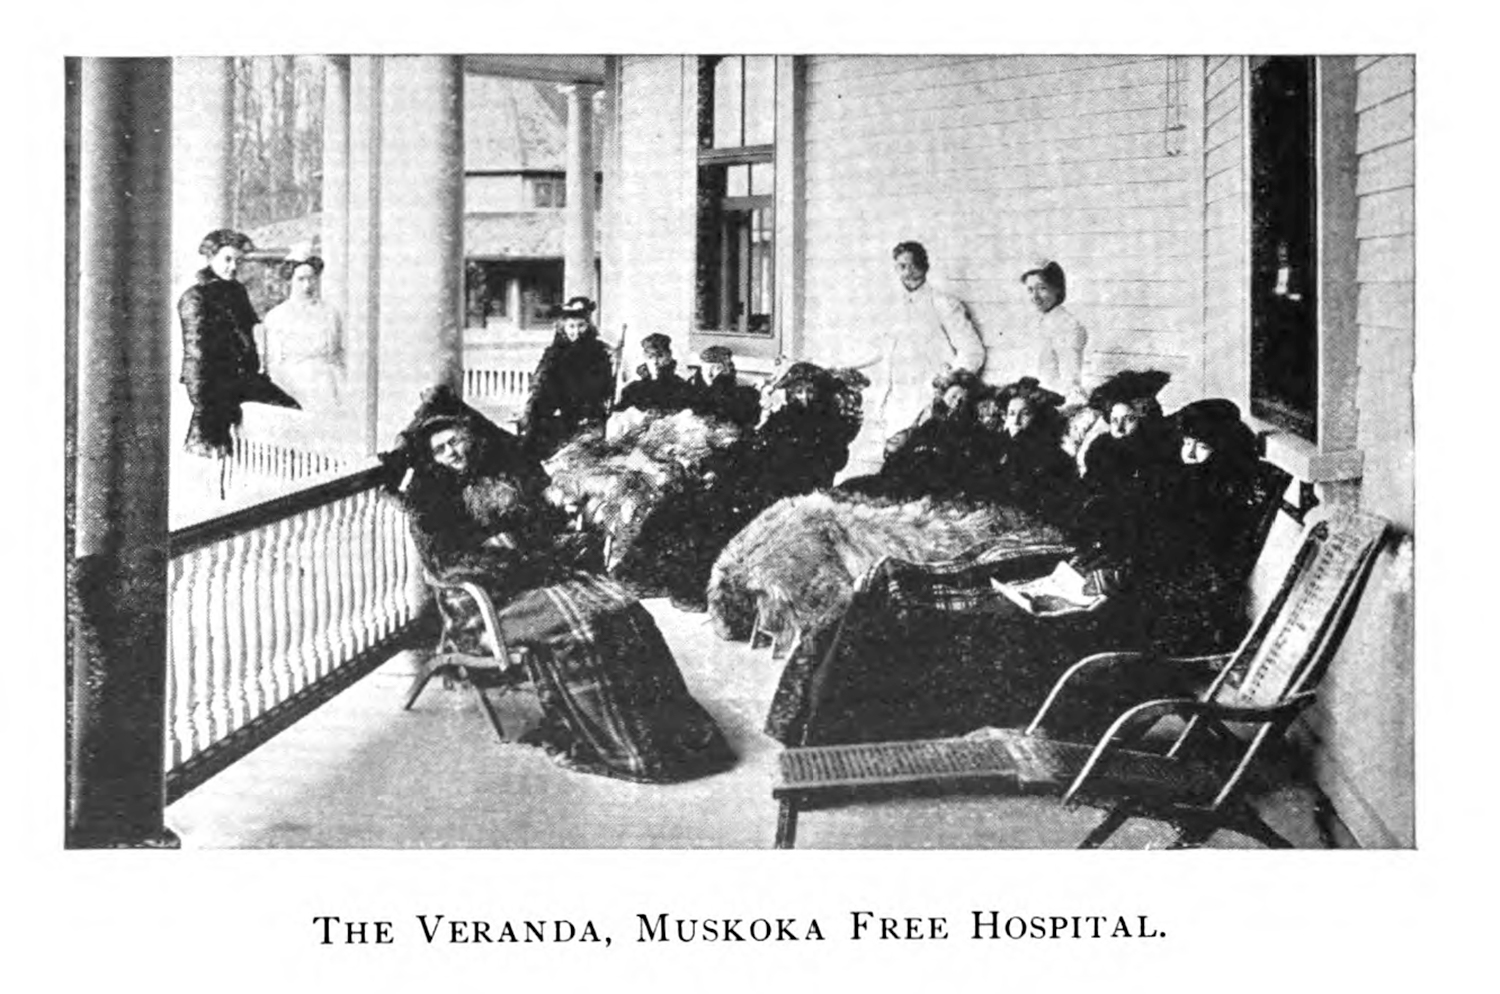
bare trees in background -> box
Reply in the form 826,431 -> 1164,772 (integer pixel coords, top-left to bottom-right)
233,55 -> 325,232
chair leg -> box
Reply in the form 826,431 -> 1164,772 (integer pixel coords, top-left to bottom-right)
1079,805 -> 1132,849
775,799 -> 799,849
403,655 -> 442,710
469,681 -> 508,742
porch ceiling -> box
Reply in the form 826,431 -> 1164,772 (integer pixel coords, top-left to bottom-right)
464,54 -> 605,85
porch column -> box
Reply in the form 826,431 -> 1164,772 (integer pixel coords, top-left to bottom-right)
347,56 -> 383,454
320,56 -> 351,319
69,57 -> 178,848
170,57 -> 234,284
376,55 -> 465,446
561,82 -> 599,303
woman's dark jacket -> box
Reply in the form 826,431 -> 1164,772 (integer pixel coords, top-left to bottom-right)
522,327 -> 615,459
178,267 -> 264,455
978,424 -> 1079,525
691,372 -> 762,429
742,398 -> 852,502
615,362 -> 697,416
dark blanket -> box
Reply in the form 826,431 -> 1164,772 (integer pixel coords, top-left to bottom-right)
763,540 -> 1123,746
436,572 -> 735,782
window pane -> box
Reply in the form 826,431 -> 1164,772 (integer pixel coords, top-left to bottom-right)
726,164 -> 749,197
743,56 -> 776,146
749,161 -> 775,197
749,206 -> 774,333
533,180 -> 551,208
713,57 -> 743,148
1249,56 -> 1318,440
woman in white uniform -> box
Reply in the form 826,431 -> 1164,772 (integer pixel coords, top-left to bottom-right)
1019,258 -> 1088,407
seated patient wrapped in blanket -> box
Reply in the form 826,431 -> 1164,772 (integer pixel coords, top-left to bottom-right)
382,386 -> 734,783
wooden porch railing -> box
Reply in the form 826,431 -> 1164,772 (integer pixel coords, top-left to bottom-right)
164,464 -> 428,802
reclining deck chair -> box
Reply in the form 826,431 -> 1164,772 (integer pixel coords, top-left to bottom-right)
403,569 -> 534,742
771,510 -> 1390,849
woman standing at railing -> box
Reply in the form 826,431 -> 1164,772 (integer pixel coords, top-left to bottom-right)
262,248 -> 346,415
519,296 -> 614,460
383,386 -> 734,783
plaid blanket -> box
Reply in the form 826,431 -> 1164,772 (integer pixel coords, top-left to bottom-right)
437,570 -> 733,783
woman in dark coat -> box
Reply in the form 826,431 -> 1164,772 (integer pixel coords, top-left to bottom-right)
521,296 -> 615,460
178,229 -> 270,458
743,362 -> 856,502
981,376 -> 1079,524
384,386 -> 734,784
873,368 -> 986,499
1071,369 -> 1178,562
615,333 -> 697,416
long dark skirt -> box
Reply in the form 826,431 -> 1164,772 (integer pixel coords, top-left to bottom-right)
438,571 -> 734,783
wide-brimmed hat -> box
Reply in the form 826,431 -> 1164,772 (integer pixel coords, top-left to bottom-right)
700,345 -> 734,365
773,361 -> 834,394
558,296 -> 596,319
1088,369 -> 1172,414
640,333 -> 673,359
1173,398 -> 1258,461
996,376 -> 1065,411
932,367 -> 981,393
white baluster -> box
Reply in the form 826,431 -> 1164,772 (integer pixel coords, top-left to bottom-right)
166,556 -> 193,769
307,502 -> 333,679
223,532 -> 250,731
244,523 -> 271,721
185,547 -> 215,755
270,516 -> 297,702
328,495 -> 354,665
207,539 -> 233,742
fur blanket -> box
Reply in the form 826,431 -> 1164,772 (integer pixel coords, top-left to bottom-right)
543,409 -> 744,570
707,490 -> 1070,644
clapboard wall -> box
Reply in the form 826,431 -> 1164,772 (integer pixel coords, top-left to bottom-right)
798,55 -> 1207,407
1312,54 -> 1416,850
1201,56 -> 1249,400
608,56 -> 694,358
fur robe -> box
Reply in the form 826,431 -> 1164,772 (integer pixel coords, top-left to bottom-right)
707,490 -> 1069,645
543,409 -> 746,575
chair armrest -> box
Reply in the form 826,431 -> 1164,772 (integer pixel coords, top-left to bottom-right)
1025,651 -> 1232,735
425,573 -> 516,667
1058,691 -> 1317,805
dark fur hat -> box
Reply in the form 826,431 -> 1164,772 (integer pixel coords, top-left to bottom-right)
996,376 -> 1065,411
1088,369 -> 1172,414
1173,398 -> 1258,463
700,345 -> 734,365
558,295 -> 596,318
640,333 -> 673,359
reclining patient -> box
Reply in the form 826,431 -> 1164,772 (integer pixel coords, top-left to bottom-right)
382,386 -> 733,783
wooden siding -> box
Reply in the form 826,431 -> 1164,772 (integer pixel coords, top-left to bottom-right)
1318,54 -> 1416,850
1201,56 -> 1247,401
612,56 -> 694,361
798,55 -> 1203,405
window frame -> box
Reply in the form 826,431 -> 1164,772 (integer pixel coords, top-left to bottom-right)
1242,55 -> 1364,483
694,56 -> 778,340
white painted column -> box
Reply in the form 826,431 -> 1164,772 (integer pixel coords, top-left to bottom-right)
347,56 -> 383,454
376,55 -> 465,446
561,82 -> 600,303
70,57 -> 177,848
320,56 -> 351,319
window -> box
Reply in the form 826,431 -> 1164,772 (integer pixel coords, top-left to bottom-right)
532,177 -> 566,209
1249,56 -> 1318,440
695,56 -> 776,336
